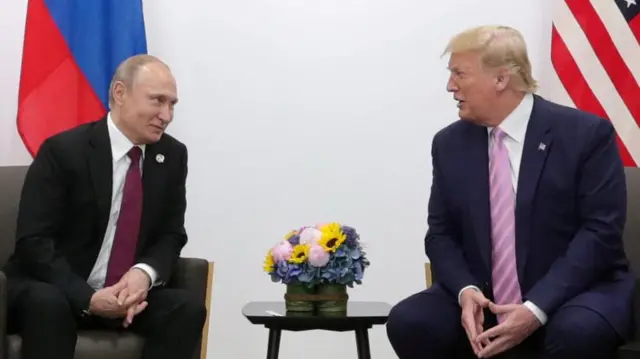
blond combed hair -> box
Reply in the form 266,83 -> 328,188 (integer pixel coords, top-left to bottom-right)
443,25 -> 538,93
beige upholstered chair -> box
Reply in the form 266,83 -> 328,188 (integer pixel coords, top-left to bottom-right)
0,166 -> 214,359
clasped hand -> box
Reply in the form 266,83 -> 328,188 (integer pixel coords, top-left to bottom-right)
89,268 -> 151,327
460,289 -> 541,358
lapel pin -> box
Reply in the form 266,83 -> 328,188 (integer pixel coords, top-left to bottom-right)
155,154 -> 165,163
538,143 -> 546,151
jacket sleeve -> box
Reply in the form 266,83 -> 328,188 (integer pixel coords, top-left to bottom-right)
524,119 -> 627,315
14,138 -> 95,314
425,133 -> 481,297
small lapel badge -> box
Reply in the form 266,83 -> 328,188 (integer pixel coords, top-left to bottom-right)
155,154 -> 165,163
538,143 -> 546,151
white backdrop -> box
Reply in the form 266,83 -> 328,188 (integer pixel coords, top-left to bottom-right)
0,1 -> 571,358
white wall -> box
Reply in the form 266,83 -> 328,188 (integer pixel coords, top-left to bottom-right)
0,1 -> 30,166
1,1 -> 568,358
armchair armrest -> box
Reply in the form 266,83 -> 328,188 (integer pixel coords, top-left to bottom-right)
166,257 -> 213,359
167,257 -> 212,303
631,279 -> 640,340
0,271 -> 6,359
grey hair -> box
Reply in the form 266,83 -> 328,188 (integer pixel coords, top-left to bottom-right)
108,54 -> 169,107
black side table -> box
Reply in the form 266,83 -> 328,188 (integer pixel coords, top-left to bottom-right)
242,301 -> 392,359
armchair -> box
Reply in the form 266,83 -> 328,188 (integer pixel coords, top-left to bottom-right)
0,166 -> 214,359
424,166 -> 640,359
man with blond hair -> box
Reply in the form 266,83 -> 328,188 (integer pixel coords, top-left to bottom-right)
386,25 -> 633,358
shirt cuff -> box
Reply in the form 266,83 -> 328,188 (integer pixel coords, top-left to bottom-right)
523,300 -> 547,325
132,263 -> 160,288
458,285 -> 481,305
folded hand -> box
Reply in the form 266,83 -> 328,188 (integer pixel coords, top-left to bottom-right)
89,281 -> 145,319
475,303 -> 541,358
116,268 -> 152,327
459,288 -> 491,356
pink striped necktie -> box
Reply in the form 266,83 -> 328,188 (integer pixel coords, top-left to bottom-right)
489,127 -> 521,322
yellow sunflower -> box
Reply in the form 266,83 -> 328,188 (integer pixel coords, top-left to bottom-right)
263,249 -> 275,273
318,222 -> 346,252
288,244 -> 309,264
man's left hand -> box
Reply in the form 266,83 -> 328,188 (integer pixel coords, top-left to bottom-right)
116,268 -> 151,327
475,302 -> 542,358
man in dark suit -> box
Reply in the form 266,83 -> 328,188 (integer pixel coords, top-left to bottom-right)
386,25 -> 634,359
4,54 -> 207,359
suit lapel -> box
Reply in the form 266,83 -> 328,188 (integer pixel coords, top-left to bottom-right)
515,96 -> 553,278
140,141 -> 166,243
87,118 -> 113,235
465,125 -> 493,275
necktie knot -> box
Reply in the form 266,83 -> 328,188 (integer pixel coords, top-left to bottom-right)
491,127 -> 507,141
128,146 -> 142,164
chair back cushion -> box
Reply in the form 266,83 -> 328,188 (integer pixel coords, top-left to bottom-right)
0,166 -> 28,267
624,167 -> 640,278
623,167 -> 640,339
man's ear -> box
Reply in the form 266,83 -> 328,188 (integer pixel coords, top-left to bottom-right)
495,69 -> 510,92
112,80 -> 127,105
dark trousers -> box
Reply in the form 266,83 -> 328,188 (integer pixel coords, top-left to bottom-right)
385,284 -> 620,359
7,278 -> 207,359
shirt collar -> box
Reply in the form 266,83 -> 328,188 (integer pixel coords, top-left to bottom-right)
487,93 -> 534,143
107,113 -> 146,162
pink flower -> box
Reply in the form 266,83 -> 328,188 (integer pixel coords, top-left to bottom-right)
308,243 -> 330,267
299,227 -> 322,245
271,240 -> 293,262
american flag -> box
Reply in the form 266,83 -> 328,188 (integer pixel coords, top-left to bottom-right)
551,0 -> 640,167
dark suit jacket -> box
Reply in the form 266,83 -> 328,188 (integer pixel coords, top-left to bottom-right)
4,117 -> 189,315
425,95 -> 634,339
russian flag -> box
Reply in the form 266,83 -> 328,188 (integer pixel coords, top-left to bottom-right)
17,0 -> 147,157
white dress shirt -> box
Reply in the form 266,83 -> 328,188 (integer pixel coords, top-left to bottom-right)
456,93 -> 548,325
86,113 -> 158,290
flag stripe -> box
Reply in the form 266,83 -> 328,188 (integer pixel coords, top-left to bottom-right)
551,26 -> 636,167
17,0 -> 106,157
17,0 -> 147,157
552,0 -> 640,164
590,0 -> 640,85
42,0 -> 147,109
630,12 -> 640,44
566,0 -> 640,129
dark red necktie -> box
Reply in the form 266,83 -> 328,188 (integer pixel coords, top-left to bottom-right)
104,146 -> 143,287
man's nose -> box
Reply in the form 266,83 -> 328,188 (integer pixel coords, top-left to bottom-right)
446,76 -> 458,92
158,105 -> 172,123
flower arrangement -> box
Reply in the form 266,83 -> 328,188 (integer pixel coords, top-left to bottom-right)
263,222 -> 370,288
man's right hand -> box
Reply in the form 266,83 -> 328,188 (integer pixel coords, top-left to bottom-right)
89,281 -> 147,319
460,288 -> 491,356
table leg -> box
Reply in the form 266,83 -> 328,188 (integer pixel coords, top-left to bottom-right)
355,327 -> 371,359
266,328 -> 282,359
